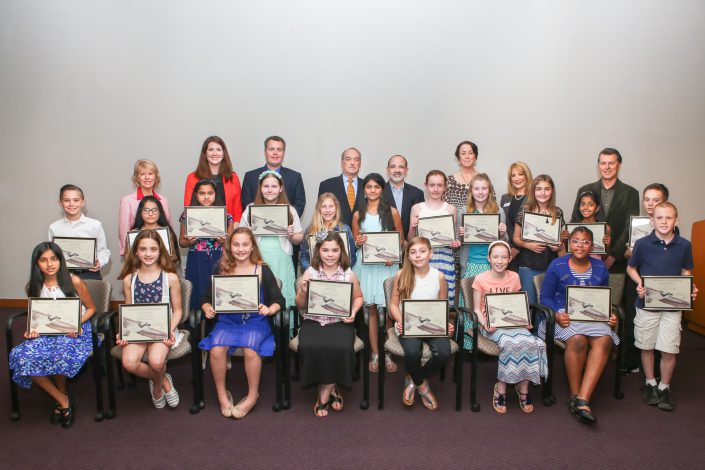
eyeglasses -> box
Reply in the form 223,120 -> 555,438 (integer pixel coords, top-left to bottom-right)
569,239 -> 592,246
142,208 -> 160,215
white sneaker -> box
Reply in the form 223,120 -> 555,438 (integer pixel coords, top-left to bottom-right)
149,379 -> 166,409
163,373 -> 179,408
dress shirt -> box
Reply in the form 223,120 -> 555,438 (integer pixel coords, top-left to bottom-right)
390,184 -> 404,211
48,214 -> 111,268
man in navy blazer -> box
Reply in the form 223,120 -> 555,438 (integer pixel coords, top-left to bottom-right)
317,147 -> 364,227
383,155 -> 424,240
241,136 -> 306,217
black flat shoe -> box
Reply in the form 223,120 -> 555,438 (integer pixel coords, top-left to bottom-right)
571,397 -> 596,424
50,403 -> 63,425
60,395 -> 76,429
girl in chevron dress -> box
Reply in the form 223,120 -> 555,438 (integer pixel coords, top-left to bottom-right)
472,241 -> 548,414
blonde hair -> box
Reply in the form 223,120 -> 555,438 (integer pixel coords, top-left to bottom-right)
308,193 -> 342,234
396,237 -> 433,299
526,174 -> 558,224
506,161 -> 533,197
653,201 -> 679,218
466,173 -> 499,214
131,159 -> 161,190
118,230 -> 176,279
218,228 -> 265,274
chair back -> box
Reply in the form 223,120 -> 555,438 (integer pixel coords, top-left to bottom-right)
533,273 -> 546,300
608,273 -> 625,306
179,279 -> 192,325
83,279 -> 112,313
459,277 -> 475,309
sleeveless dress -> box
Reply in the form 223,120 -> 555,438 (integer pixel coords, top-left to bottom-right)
352,213 -> 399,306
298,266 -> 356,387
9,285 -> 93,389
417,202 -> 456,305
199,265 -> 275,356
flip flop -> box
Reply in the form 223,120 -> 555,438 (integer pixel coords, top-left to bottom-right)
330,386 -> 344,412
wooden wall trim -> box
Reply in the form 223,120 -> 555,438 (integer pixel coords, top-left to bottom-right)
0,299 -> 125,310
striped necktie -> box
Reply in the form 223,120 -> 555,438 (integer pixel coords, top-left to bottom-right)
346,178 -> 356,210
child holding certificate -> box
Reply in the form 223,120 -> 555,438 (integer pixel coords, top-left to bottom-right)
512,175 -> 567,306
295,231 -> 364,417
239,170 -> 304,312
48,184 -> 111,280
570,191 -> 612,260
300,193 -> 357,270
408,170 -> 460,305
132,196 -> 180,267
200,228 -> 285,419
471,241 -> 547,414
117,230 -> 183,409
352,173 -> 404,373
627,202 -> 697,411
179,180 -> 235,311
9,242 -> 96,428
388,237 -> 453,411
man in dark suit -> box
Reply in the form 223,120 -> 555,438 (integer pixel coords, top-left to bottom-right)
383,154 -> 424,240
570,147 -> 639,274
317,147 -> 364,227
241,136 -> 306,217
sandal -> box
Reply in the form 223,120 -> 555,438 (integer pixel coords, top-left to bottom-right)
515,385 -> 534,413
59,394 -> 76,429
402,375 -> 416,407
384,353 -> 397,373
330,386 -> 344,412
221,391 -> 235,418
417,381 -> 438,411
314,388 -> 330,418
51,403 -> 63,425
369,353 -> 380,373
493,383 -> 507,414
571,397 -> 597,424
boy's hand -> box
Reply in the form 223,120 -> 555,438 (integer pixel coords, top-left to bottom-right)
636,283 -> 645,299
89,260 -> 100,272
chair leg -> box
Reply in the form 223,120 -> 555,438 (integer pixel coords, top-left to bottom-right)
272,326 -> 283,412
377,307 -> 385,410
470,323 -> 480,412
104,339 -> 116,419
282,308 -> 291,410
91,335 -> 105,422
454,352 -> 462,411
614,317 -> 625,399
440,365 -> 446,382
190,328 -> 202,414
542,320 -> 556,406
115,358 -> 126,390
6,322 -> 21,421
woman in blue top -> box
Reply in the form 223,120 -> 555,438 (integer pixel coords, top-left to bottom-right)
540,226 -> 618,424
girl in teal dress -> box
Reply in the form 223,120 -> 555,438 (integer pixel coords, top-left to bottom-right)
352,173 -> 404,373
239,170 -> 303,310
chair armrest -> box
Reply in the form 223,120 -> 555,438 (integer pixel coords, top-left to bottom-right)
92,310 -> 114,333
5,311 -> 28,353
530,303 -> 554,325
612,304 -> 625,321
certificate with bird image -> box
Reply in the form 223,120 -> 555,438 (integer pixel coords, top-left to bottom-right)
628,216 -> 652,248
307,279 -> 353,318
249,204 -> 289,236
462,213 -> 500,244
212,275 -> 260,313
642,276 -> 693,311
566,286 -> 611,322
361,232 -> 401,264
520,211 -> 561,245
401,299 -> 449,338
485,292 -> 531,328
52,236 -> 96,270
119,303 -> 171,343
185,206 -> 227,238
28,297 -> 82,335
416,214 -> 456,247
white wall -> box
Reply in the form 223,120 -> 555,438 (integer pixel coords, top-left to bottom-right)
1,0 -> 704,299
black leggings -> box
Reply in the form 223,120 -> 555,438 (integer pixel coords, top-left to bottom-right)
400,337 -> 451,386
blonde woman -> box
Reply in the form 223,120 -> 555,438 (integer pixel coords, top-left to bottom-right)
500,162 -> 533,270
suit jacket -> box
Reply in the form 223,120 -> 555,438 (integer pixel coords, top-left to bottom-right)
570,178 -> 639,273
383,182 -> 425,240
241,165 -> 306,217
318,175 -> 364,227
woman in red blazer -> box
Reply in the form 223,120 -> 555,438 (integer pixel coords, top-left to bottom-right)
184,136 -> 243,223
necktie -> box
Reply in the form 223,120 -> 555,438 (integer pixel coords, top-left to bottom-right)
346,178 -> 356,210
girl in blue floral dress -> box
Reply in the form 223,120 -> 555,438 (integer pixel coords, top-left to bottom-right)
9,242 -> 96,428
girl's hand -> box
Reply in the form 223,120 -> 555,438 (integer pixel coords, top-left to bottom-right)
299,278 -> 309,294
603,234 -> 611,248
287,225 -> 294,239
636,283 -> 645,299
163,333 -> 176,348
259,304 -> 275,316
216,236 -> 227,244
458,226 -> 465,237
525,242 -> 546,254
410,215 -> 419,228
555,312 -> 570,328
89,260 -> 101,272
548,243 -> 562,252
395,321 -> 403,335
186,237 -> 198,246
525,324 -> 533,331
116,334 -> 128,348
624,246 -> 632,259
607,314 -> 617,328
448,322 -> 455,337
561,229 -> 570,242
383,260 -> 394,267
24,330 -> 39,339
450,240 -> 461,249
498,222 -> 507,237
342,313 -> 356,324
485,325 -> 496,334
355,234 -> 367,246
510,247 -> 519,259
203,304 -> 217,320
67,329 -> 80,338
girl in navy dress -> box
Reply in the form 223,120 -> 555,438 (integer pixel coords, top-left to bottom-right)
117,230 -> 183,409
200,227 -> 285,419
9,242 -> 96,428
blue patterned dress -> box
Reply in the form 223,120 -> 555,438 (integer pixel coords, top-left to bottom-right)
417,203 -> 456,305
352,213 -> 399,307
9,285 -> 93,389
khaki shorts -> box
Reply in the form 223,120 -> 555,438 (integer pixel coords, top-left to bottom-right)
634,307 -> 682,354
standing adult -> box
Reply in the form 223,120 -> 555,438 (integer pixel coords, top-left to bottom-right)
382,155 -> 424,240
183,136 -> 243,224
241,136 -> 306,217
118,159 -> 172,256
500,161 -> 533,271
570,148 -> 639,273
318,147 -> 364,227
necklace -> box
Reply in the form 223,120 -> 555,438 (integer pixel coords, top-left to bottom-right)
513,194 -> 524,201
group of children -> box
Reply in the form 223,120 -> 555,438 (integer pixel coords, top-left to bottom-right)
8,156 -> 696,426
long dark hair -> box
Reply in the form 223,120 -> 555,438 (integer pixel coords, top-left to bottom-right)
27,242 -> 76,297
189,180 -> 224,206
358,173 -> 395,231
133,196 -> 169,229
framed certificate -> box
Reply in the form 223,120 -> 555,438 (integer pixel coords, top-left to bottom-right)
52,237 -> 97,270
416,214 -> 456,247
520,212 -> 561,245
565,223 -> 607,255
401,299 -> 449,338
643,276 -> 694,311
629,216 -> 652,248
361,232 -> 402,264
462,213 -> 500,245
249,204 -> 289,236
212,275 -> 260,313
127,227 -> 172,255
307,231 -> 350,257
566,286 -> 611,322
307,280 -> 353,318
185,206 -> 227,238
485,292 -> 530,328
119,303 -> 171,343
28,297 -> 81,335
